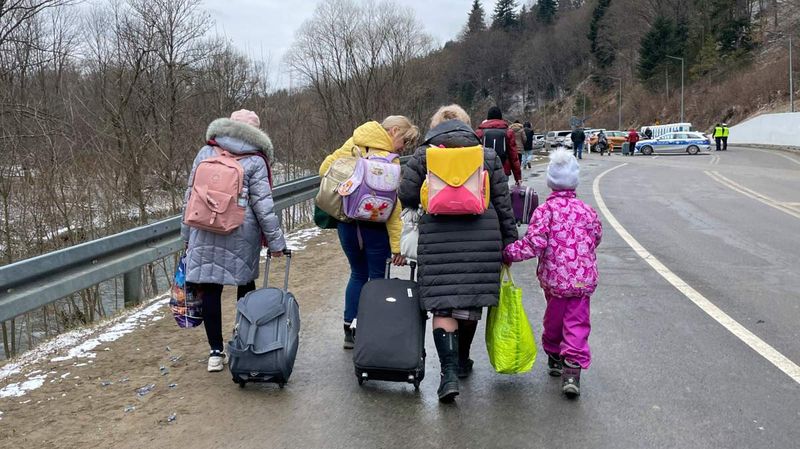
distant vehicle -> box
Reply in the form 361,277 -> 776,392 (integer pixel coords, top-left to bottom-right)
589,130 -> 628,152
635,131 -> 711,155
532,134 -> 545,150
639,123 -> 692,139
545,130 -> 573,149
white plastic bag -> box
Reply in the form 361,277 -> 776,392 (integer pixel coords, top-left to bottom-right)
400,208 -> 421,260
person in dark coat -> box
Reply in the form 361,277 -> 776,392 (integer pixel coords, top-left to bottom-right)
399,104 -> 518,403
475,106 -> 522,184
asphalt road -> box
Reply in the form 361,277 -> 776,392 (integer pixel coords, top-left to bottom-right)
219,147 -> 799,449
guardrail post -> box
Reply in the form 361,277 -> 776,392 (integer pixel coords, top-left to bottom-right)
123,267 -> 142,307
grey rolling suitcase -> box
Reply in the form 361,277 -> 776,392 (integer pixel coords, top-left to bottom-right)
622,142 -> 631,155
353,261 -> 426,390
228,250 -> 299,388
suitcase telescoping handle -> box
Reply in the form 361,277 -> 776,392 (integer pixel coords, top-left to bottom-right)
264,249 -> 293,290
384,259 -> 417,280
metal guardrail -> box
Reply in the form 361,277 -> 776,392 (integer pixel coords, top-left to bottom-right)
0,174 -> 323,323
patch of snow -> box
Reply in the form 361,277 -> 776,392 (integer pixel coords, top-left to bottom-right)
0,375 -> 47,398
50,294 -> 169,363
0,292 -> 170,399
261,227 -> 323,256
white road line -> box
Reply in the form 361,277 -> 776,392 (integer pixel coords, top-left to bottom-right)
594,163 -> 800,384
705,171 -> 800,219
745,147 -> 800,166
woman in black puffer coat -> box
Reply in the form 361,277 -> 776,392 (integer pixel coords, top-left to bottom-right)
398,104 -> 518,403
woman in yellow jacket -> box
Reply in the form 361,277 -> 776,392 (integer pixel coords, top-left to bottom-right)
319,116 -> 419,348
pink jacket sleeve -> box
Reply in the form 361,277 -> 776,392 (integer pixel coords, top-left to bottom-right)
503,204 -> 551,262
592,212 -> 603,249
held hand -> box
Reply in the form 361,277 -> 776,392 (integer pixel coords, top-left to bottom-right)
502,250 -> 514,267
391,253 -> 406,266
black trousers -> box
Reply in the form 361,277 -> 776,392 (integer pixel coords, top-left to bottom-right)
715,137 -> 722,151
722,137 -> 728,150
197,282 -> 256,351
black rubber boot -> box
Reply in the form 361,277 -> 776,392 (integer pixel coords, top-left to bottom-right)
433,328 -> 460,403
457,320 -> 478,379
343,323 -> 354,350
562,360 -> 581,398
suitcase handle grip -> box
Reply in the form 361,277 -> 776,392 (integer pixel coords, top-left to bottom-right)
384,258 -> 417,280
264,250 -> 292,290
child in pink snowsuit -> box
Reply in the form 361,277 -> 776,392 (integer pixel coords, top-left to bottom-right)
503,149 -> 602,398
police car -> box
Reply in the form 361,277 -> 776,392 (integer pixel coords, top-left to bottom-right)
635,131 -> 711,156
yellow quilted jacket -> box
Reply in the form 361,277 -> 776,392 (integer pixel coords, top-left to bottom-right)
319,121 -> 403,254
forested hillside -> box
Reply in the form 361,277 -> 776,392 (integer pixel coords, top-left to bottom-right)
1,0 -> 797,267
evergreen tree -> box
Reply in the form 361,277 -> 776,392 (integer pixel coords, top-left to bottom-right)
637,17 -> 684,82
465,0 -> 486,36
537,0 -> 557,25
588,0 -> 613,68
491,0 -> 519,31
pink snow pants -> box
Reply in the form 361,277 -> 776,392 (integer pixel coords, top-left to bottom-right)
542,293 -> 591,369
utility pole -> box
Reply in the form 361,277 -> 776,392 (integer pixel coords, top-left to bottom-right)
666,66 -> 669,99
667,55 -> 685,123
609,76 -> 622,130
790,34 -> 794,113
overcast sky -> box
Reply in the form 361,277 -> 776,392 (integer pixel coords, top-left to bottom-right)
202,0 -> 506,87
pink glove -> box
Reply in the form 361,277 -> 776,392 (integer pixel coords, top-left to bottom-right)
502,250 -> 513,267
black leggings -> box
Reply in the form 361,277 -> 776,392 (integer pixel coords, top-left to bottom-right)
197,282 -> 256,351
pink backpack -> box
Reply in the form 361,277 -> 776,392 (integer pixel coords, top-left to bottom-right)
184,147 -> 249,234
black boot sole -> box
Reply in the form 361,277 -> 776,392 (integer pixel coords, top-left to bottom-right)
438,386 -> 459,403
562,384 -> 580,398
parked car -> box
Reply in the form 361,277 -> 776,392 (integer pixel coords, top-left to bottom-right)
635,131 -> 711,155
589,130 -> 628,152
532,134 -> 545,150
545,130 -> 573,149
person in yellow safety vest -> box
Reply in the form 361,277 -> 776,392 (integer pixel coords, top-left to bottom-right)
721,123 -> 729,151
713,123 -> 724,151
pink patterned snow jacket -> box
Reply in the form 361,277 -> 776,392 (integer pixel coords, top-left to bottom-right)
504,190 -> 603,298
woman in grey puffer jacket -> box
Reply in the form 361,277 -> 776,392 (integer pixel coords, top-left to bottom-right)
181,109 -> 286,372
398,104 -> 518,402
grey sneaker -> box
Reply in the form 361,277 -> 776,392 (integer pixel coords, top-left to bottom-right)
207,350 -> 227,372
343,323 -> 355,350
561,360 -> 581,398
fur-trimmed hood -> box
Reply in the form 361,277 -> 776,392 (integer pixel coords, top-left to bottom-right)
206,118 -> 275,163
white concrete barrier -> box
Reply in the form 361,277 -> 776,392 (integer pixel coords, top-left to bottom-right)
728,112 -> 800,147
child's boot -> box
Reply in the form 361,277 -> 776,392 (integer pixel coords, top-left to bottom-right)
546,352 -> 563,377
561,360 -> 581,398
433,328 -> 460,403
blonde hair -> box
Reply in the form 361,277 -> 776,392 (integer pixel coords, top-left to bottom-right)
430,104 -> 471,128
382,115 -> 420,150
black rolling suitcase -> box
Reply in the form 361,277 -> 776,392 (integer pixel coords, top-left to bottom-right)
353,261 -> 426,389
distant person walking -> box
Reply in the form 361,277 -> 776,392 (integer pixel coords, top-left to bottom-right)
713,123 -> 723,151
475,106 -> 522,185
597,130 -> 609,156
522,121 -> 535,169
571,127 -> 586,160
181,109 -> 287,372
319,116 -> 418,349
721,123 -> 729,151
627,128 -> 640,156
509,120 -> 527,167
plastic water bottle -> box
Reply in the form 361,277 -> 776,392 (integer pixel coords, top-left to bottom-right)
238,187 -> 248,207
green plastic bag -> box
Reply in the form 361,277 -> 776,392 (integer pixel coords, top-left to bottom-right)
485,267 -> 537,374
314,205 -> 339,230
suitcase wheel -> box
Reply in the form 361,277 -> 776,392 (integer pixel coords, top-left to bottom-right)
278,382 -> 286,389
357,377 -> 365,386
413,380 -> 420,390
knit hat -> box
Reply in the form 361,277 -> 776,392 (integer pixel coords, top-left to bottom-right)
487,106 -> 503,120
230,109 -> 260,128
547,149 -> 580,191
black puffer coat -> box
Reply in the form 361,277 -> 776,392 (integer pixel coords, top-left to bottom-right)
398,120 -> 518,311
